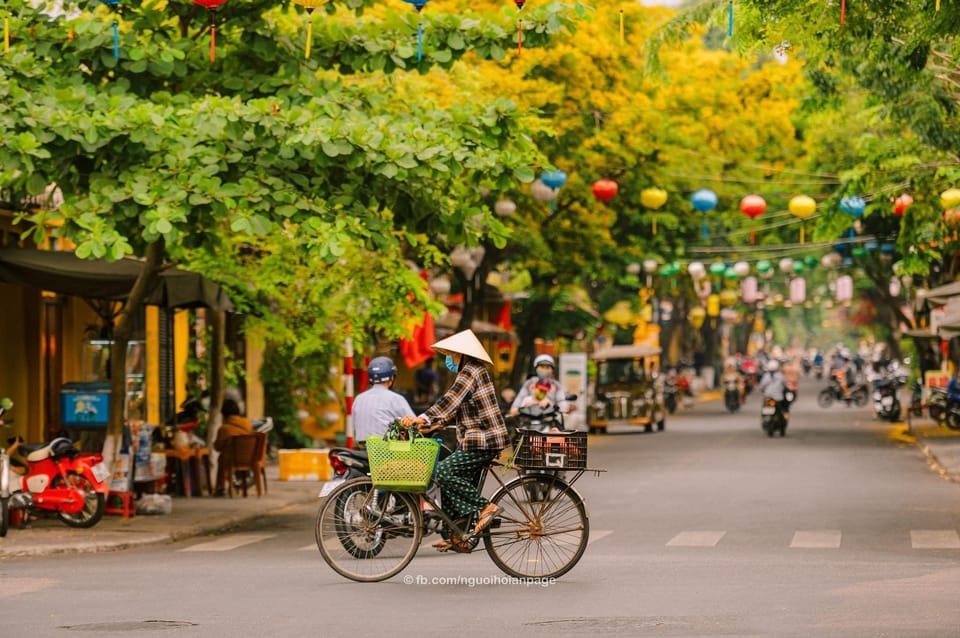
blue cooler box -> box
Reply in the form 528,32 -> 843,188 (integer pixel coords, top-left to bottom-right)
61,382 -> 111,427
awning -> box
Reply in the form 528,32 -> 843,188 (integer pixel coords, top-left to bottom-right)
0,246 -> 233,311
917,280 -> 960,309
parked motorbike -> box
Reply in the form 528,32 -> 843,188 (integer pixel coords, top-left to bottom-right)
1,402 -> 109,532
817,378 -> 868,408
872,376 -> 905,422
927,387 -> 950,426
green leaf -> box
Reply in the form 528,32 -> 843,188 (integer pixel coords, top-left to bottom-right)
155,219 -> 173,234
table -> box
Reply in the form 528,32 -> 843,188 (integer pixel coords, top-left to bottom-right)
164,448 -> 212,497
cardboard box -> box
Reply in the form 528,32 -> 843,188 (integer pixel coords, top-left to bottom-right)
278,449 -> 332,481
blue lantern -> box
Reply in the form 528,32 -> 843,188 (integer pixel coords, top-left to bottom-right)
541,170 -> 568,190
691,189 -> 718,239
840,196 -> 866,218
880,242 -> 896,256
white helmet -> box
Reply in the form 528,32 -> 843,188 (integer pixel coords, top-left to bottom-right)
766,359 -> 780,372
533,354 -> 556,369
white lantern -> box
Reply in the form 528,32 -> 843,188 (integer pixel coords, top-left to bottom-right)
429,276 -> 451,296
688,261 -> 706,281
889,276 -> 901,298
779,257 -> 794,274
733,261 -> 750,277
530,179 -> 558,203
494,199 -> 517,217
643,259 -> 659,274
626,262 -> 642,276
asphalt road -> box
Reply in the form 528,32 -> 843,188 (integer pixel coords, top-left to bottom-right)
3,377 -> 960,638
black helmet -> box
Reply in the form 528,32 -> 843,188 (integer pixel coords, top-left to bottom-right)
367,357 -> 397,384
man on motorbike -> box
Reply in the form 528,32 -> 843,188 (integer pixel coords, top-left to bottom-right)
508,354 -> 570,418
758,359 -> 791,423
352,356 -> 415,447
721,359 -> 744,405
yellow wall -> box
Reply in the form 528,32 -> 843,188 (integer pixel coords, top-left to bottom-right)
0,284 -> 37,441
174,310 -> 189,409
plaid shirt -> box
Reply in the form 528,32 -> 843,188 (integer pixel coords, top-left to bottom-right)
422,359 -> 508,451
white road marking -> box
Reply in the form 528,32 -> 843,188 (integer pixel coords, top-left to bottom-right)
910,529 -> 960,549
790,530 -> 842,549
587,530 -> 613,545
178,533 -> 276,552
666,531 -> 726,547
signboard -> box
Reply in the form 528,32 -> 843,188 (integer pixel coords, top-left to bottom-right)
559,352 -> 588,432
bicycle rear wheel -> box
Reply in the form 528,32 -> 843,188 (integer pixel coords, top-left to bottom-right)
315,478 -> 421,582
484,472 -> 589,579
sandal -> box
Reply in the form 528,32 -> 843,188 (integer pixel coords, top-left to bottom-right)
471,504 -> 502,535
432,538 -> 472,553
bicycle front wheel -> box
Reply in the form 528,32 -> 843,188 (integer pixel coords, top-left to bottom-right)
484,472 -> 589,579
315,478 -> 422,582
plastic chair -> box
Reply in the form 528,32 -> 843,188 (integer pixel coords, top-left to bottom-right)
223,433 -> 268,497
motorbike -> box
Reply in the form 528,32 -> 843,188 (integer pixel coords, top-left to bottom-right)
760,388 -> 795,438
927,387 -> 949,426
1,402 -> 109,532
872,376 -> 905,422
663,377 -> 678,414
723,378 -> 741,413
817,377 -> 868,408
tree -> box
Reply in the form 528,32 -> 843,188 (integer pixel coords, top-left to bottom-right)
1,0 -> 583,460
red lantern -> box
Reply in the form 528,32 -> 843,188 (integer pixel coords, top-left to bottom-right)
592,179 -> 618,203
892,193 -> 913,216
739,195 -> 766,219
193,0 -> 228,62
740,194 -> 766,244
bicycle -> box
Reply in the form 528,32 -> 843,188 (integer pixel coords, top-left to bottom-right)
315,425 -> 603,583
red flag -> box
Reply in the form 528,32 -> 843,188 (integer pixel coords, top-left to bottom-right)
400,312 -> 436,369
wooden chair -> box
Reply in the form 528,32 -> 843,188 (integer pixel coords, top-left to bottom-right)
222,433 -> 268,497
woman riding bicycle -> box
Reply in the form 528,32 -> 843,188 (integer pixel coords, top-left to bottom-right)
400,329 -> 508,553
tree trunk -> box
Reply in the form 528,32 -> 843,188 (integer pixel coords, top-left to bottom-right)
101,241 -> 165,475
207,309 -> 227,480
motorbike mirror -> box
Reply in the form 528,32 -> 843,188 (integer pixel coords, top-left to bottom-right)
0,397 -> 12,410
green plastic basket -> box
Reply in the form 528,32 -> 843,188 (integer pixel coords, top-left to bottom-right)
366,434 -> 440,493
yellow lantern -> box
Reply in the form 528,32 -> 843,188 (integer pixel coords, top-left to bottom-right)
719,289 -> 739,306
641,187 -> 668,235
707,294 -> 720,317
689,306 -> 706,329
941,188 -> 960,210
789,195 -> 816,243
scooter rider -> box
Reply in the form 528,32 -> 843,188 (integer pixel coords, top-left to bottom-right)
352,356 -> 415,448
508,354 -> 570,418
758,359 -> 791,423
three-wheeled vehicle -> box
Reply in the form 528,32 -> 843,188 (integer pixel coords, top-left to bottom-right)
587,344 -> 666,435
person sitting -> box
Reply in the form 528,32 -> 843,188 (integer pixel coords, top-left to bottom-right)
508,354 -> 570,418
213,398 -> 254,496
352,356 -> 415,448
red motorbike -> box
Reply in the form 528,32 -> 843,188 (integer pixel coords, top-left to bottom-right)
6,434 -> 110,530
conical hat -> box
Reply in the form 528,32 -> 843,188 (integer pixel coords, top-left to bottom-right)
431,329 -> 493,365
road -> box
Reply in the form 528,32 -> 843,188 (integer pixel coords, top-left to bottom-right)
3,377 -> 960,637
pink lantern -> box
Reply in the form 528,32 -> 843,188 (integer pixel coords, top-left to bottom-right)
789,277 -> 806,305
835,275 -> 853,302
741,276 -> 758,304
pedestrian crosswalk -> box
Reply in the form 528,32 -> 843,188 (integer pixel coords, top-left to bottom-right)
183,528 -> 960,552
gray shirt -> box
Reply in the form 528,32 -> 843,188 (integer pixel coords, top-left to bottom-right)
759,371 -> 787,401
352,384 -> 415,443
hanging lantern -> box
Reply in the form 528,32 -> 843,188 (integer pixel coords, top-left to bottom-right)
733,261 -> 750,277
793,261 -> 804,275
789,194 -> 816,243
687,261 -> 706,281
778,257 -> 794,274
719,289 -> 739,306
709,262 -> 727,278
193,0 -> 229,63
889,276 -> 901,298
941,188 -> 960,210
835,275 -> 853,302
494,199 -> 516,217
592,179 -> 618,203
707,294 -> 721,317
803,255 -> 819,269
691,189 -> 718,239
689,306 -> 706,329
789,277 -> 806,305
892,193 -> 913,216
402,0 -> 430,62
740,194 -> 766,244
756,259 -> 772,275
840,195 -> 866,218
641,187 -> 667,235
540,170 -> 567,190
724,267 -> 739,283
741,276 -> 758,304
294,0 -> 326,59
530,179 -> 558,203
100,0 -> 121,60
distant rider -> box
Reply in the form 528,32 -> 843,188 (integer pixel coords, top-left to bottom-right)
352,356 -> 415,448
758,359 -> 791,423
508,354 -> 570,418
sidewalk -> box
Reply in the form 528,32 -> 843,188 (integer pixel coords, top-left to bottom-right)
0,464 -> 324,559
900,417 -> 960,483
